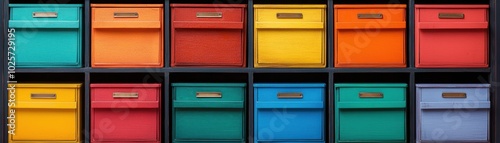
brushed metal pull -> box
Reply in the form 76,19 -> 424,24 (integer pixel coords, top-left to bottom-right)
439,13 -> 465,19
359,92 -> 383,98
442,92 -> 467,98
357,13 -> 383,19
32,12 -> 57,18
196,92 -> 222,98
196,12 -> 222,18
113,92 -> 139,98
114,12 -> 139,18
277,93 -> 303,99
31,93 -> 56,99
276,13 -> 303,19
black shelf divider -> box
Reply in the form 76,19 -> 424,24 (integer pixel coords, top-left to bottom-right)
1,0 -> 6,142
165,0 -> 170,68
84,72 -> 90,143
163,72 -> 170,143
408,0 -> 415,68
491,0 -> 499,141
409,72 -> 416,143
327,0 -> 333,68
84,0 -> 90,69
247,71 -> 255,143
328,71 -> 334,143
247,0 -> 254,68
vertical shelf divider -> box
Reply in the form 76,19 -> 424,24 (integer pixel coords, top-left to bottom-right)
165,0 -> 170,69
327,0 -> 334,68
248,72 -> 254,143
491,0 -> 499,141
164,72 -> 170,143
1,0 -> 7,142
247,0 -> 254,68
408,0 -> 415,68
409,72 -> 416,143
84,0 -> 90,69
328,72 -> 334,143
84,72 -> 90,143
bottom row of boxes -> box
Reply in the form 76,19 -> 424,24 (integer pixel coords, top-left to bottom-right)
8,83 -> 490,143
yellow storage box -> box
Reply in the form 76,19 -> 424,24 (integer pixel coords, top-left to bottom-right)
254,5 -> 326,68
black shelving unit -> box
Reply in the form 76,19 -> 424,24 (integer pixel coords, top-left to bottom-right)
1,0 -> 499,142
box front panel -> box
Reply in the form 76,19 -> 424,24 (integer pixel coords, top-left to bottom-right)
255,8 -> 323,22
93,8 -> 161,22
338,87 -> 406,102
420,109 -> 489,141
172,29 -> 244,66
336,29 -> 405,67
172,7 -> 243,22
92,28 -> 162,66
420,87 -> 489,102
419,8 -> 487,22
13,109 -> 77,141
336,8 -> 406,23
418,29 -> 488,67
174,108 -> 244,140
339,109 -> 406,141
256,108 -> 323,141
11,7 -> 79,21
173,86 -> 244,102
256,29 -> 324,66
256,87 -> 323,102
92,108 -> 159,142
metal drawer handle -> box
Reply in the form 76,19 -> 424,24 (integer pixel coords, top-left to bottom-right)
114,12 -> 139,18
277,93 -> 303,99
196,12 -> 222,18
32,12 -> 58,18
276,13 -> 303,19
359,92 -> 383,98
196,92 -> 222,98
113,92 -> 139,98
439,13 -> 465,19
357,13 -> 383,19
442,92 -> 467,98
31,93 -> 56,99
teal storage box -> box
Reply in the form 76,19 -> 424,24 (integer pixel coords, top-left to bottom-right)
335,83 -> 407,143
9,4 -> 82,68
172,83 -> 246,143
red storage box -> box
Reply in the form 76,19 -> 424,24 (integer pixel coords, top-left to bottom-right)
90,84 -> 161,143
170,4 -> 247,67
415,5 -> 489,68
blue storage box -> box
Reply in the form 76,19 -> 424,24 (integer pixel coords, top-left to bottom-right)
254,83 -> 325,143
9,4 -> 82,68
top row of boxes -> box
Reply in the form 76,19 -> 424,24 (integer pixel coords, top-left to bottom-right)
9,4 -> 489,68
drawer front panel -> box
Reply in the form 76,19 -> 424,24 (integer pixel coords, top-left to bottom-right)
255,8 -> 324,23
336,8 -> 406,23
338,109 -> 406,141
93,8 -> 161,22
256,108 -> 324,141
92,108 -> 159,142
172,7 -> 243,22
171,29 -> 245,67
173,83 -> 246,102
13,109 -> 77,141
336,84 -> 407,102
91,84 -> 160,102
255,29 -> 325,67
10,5 -> 80,21
420,109 -> 489,141
15,84 -> 80,103
255,87 -> 324,102
335,29 -> 406,67
173,108 -> 245,141
418,8 -> 488,22
418,87 -> 489,102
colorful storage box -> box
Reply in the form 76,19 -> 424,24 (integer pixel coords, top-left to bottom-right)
9,4 -> 82,68
416,84 -> 490,142
254,5 -> 326,68
170,4 -> 247,67
335,83 -> 407,142
172,83 -> 246,142
90,84 -> 161,143
8,84 -> 81,143
334,5 -> 407,68
91,4 -> 164,68
415,5 -> 489,68
254,83 -> 325,143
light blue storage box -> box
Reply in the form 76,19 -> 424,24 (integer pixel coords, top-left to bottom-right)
416,84 -> 490,143
9,4 -> 82,68
254,83 -> 325,143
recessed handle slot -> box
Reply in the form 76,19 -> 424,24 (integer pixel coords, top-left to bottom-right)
31,93 -> 56,99
357,13 -> 383,19
113,92 -> 139,98
359,92 -> 383,98
196,12 -> 222,18
277,93 -> 303,99
196,92 -> 222,98
276,13 -> 303,19
439,13 -> 465,19
114,12 -> 139,18
442,92 -> 467,98
32,12 -> 58,18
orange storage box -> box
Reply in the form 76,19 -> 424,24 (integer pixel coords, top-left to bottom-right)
91,4 -> 164,68
334,4 -> 407,68
415,5 -> 489,68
